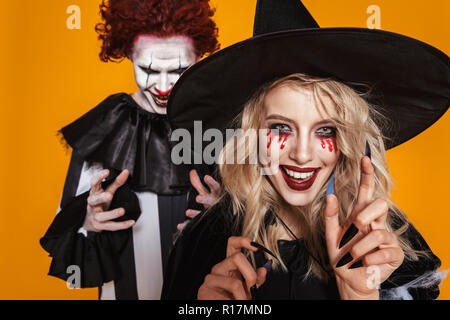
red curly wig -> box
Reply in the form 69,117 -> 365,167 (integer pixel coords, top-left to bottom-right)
95,0 -> 220,62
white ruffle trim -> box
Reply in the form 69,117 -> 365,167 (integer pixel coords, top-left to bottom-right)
380,269 -> 449,300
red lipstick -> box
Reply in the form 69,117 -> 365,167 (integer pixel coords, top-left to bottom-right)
280,165 -> 321,191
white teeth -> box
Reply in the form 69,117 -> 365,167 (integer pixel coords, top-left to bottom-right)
285,168 -> 315,180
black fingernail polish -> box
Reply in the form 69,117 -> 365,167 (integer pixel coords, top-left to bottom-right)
250,242 -> 279,261
250,285 -> 257,300
349,259 -> 364,269
250,241 -> 260,249
339,223 -> 359,248
336,252 -> 353,268
263,259 -> 272,272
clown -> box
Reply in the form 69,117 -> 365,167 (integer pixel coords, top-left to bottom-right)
41,0 -> 220,300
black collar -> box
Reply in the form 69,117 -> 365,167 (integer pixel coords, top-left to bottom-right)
60,93 -> 190,195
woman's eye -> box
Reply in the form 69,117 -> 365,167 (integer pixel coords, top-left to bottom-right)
268,123 -> 291,134
316,126 -> 336,137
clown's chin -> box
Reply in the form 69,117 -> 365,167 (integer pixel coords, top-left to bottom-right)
148,91 -> 169,109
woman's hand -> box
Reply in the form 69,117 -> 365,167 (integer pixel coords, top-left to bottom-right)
82,169 -> 136,232
323,156 -> 405,300
177,170 -> 221,231
197,237 -> 267,300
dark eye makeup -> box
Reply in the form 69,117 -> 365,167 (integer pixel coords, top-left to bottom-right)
268,123 -> 292,134
139,66 -> 189,75
316,126 -> 336,137
267,122 -> 337,138
139,66 -> 157,75
171,67 -> 188,75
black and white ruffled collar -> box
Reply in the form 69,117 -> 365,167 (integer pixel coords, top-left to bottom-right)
59,93 -> 190,195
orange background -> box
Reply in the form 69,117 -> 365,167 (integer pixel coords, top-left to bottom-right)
0,0 -> 448,299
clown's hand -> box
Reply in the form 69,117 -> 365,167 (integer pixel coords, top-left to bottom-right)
188,169 -> 221,213
82,169 -> 135,232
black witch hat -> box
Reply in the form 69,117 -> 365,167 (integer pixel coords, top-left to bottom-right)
168,0 -> 449,149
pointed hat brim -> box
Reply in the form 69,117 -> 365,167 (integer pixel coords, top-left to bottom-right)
168,28 -> 449,149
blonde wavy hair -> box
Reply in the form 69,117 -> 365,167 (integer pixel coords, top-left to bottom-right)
215,73 -> 426,281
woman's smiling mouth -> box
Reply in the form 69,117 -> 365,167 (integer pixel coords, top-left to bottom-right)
280,165 -> 321,191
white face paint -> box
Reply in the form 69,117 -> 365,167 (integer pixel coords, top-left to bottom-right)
131,35 -> 197,114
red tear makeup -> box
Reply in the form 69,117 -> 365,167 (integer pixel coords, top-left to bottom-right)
320,138 -> 336,152
266,129 -> 289,150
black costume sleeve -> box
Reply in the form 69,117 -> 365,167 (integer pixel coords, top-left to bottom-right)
161,202 -> 233,299
380,219 -> 442,300
40,180 -> 141,288
161,203 -> 443,300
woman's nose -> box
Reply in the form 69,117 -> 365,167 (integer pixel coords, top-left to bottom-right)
289,133 -> 313,164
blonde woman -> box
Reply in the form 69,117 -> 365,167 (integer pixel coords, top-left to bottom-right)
161,1 -> 449,299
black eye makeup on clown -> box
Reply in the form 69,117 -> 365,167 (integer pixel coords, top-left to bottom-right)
315,126 -> 337,138
139,66 -> 158,75
170,67 -> 189,75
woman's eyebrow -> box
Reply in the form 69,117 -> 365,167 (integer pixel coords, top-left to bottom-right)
265,114 -> 335,127
315,119 -> 335,127
265,114 -> 296,124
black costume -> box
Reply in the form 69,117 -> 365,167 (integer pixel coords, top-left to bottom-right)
162,196 -> 442,300
40,93 -> 202,299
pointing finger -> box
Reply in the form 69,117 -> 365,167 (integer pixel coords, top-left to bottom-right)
106,169 -> 130,195
353,156 -> 375,215
323,195 -> 341,253
190,170 -> 209,196
204,175 -> 221,194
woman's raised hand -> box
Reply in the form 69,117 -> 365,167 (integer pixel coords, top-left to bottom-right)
323,156 -> 405,299
82,169 -> 136,232
197,237 -> 267,300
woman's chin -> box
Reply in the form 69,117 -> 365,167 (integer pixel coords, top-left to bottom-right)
282,193 -> 315,207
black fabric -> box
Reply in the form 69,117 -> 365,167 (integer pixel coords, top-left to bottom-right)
168,29 -> 449,150
253,0 -> 319,36
378,217 -> 442,300
40,182 -> 141,288
42,93 -> 196,298
157,193 -> 189,277
161,199 -> 235,300
60,93 -> 190,195
113,232 -> 139,300
60,151 -> 84,208
161,198 -> 442,300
